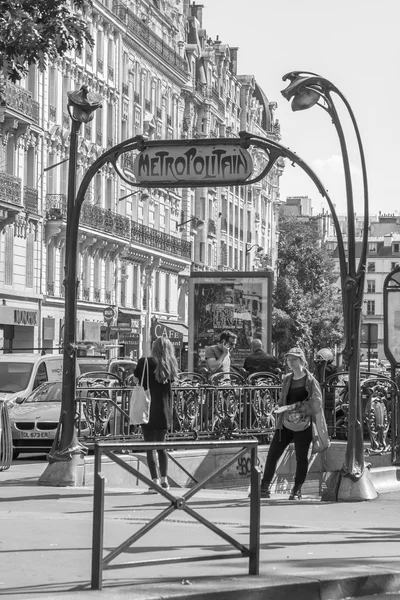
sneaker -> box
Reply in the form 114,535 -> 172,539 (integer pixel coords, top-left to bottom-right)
161,480 -> 170,490
147,479 -> 160,493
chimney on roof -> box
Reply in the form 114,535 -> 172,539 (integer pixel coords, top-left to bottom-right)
384,233 -> 393,247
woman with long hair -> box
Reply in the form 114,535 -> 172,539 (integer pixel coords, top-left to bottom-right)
133,336 -> 179,492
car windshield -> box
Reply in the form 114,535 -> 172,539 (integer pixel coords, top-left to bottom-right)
78,362 -> 108,374
0,362 -> 33,393
25,382 -> 62,403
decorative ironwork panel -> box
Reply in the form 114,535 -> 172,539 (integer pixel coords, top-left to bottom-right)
46,194 -> 67,220
0,172 -> 22,206
23,186 -> 38,214
47,281 -> 55,296
32,100 -> 39,124
97,58 -> 104,73
126,12 -> 188,75
1,82 -> 33,119
80,204 -> 130,240
130,222 -> 191,258
108,66 -> 114,81
49,105 -> 57,122
122,83 -> 129,96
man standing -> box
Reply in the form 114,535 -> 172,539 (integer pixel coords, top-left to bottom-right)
205,330 -> 237,375
243,339 -> 280,375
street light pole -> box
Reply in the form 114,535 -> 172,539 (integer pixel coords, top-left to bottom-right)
39,86 -> 103,485
281,71 -> 376,501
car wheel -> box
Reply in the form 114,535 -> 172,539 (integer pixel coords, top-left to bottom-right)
12,449 -> 20,460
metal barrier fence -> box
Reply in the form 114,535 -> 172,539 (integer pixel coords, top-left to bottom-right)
320,371 -> 399,459
0,400 -> 12,471
91,439 -> 261,590
76,371 -> 281,443
74,370 -> 399,462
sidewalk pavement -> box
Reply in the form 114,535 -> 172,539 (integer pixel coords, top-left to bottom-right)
1,460 -> 400,600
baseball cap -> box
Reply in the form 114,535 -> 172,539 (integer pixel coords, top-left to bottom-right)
285,347 -> 306,362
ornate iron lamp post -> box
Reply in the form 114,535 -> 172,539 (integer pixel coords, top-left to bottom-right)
281,71 -> 376,500
39,86 -> 103,485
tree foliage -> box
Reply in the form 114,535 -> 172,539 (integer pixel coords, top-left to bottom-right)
0,0 -> 93,82
272,213 -> 343,361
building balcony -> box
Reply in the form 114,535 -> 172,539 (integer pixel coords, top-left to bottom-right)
0,172 -> 22,207
23,186 -> 39,214
80,204 -> 131,240
208,218 -> 217,238
126,11 -> 189,76
131,222 -> 191,259
0,82 -> 35,126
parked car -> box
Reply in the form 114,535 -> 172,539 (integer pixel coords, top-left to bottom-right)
76,357 -> 109,375
359,362 -> 387,376
0,354 -> 63,408
9,381 -> 89,459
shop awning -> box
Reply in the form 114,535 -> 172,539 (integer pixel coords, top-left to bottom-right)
154,319 -> 188,343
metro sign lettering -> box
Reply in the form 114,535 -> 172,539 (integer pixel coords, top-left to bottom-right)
133,144 -> 253,185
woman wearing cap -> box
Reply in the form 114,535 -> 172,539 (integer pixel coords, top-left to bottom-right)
260,347 -> 323,500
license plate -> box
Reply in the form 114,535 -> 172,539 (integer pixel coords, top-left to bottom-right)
21,431 -> 53,439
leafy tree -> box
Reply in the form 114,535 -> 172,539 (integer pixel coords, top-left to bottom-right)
272,213 -> 343,362
0,0 -> 93,82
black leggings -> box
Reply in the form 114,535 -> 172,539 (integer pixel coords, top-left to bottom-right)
262,424 -> 312,488
141,427 -> 168,480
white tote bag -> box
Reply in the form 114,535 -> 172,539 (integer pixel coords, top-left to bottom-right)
129,358 -> 151,425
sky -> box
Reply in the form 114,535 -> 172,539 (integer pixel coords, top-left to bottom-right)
203,0 -> 400,217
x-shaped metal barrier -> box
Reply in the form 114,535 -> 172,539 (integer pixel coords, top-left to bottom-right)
91,439 -> 261,590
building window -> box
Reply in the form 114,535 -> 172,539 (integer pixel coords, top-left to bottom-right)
391,262 -> 399,271
393,243 -> 400,253
366,300 -> 375,316
367,262 -> 375,273
369,242 -> 377,253
367,280 -> 375,293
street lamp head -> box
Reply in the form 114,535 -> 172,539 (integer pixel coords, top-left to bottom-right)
246,243 -> 263,254
177,216 -> 205,231
281,71 -> 328,112
67,85 -> 103,123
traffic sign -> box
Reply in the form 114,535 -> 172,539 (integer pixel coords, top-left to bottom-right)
103,306 -> 115,322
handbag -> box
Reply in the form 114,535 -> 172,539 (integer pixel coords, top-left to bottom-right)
311,410 -> 331,454
129,358 -> 151,425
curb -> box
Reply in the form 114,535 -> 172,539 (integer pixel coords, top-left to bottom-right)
11,571 -> 400,600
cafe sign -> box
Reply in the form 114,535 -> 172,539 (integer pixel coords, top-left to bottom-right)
133,143 -> 253,185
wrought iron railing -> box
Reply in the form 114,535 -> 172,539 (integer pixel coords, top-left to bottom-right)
131,222 -> 191,259
23,186 -> 39,214
126,11 -> 189,75
208,218 -> 216,236
44,196 -> 192,258
0,82 -> 34,120
81,204 -> 131,240
0,172 -> 22,206
45,194 -> 66,220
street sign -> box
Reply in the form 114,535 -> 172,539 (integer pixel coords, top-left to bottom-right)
133,142 -> 253,186
103,306 -> 115,322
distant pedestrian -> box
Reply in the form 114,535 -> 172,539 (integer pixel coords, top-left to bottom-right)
205,330 -> 237,377
133,337 -> 179,493
243,339 -> 280,375
260,347 -> 323,500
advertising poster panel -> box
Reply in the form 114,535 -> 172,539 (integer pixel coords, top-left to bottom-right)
188,271 -> 273,373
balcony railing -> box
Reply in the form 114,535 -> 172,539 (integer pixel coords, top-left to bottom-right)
44,196 -> 192,258
126,11 -> 189,76
131,222 -> 191,259
208,218 -> 216,236
45,194 -> 66,220
23,186 -> 38,214
80,204 -> 131,239
49,105 -> 57,122
0,172 -> 22,206
0,82 -> 34,120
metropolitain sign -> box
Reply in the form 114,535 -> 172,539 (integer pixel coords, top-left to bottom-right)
133,143 -> 253,185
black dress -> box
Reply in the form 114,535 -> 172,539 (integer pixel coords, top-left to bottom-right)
133,357 -> 173,430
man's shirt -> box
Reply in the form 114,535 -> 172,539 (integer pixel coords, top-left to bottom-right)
205,344 -> 231,373
244,349 -> 278,375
